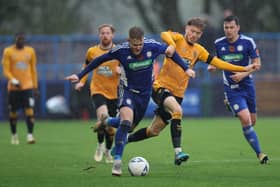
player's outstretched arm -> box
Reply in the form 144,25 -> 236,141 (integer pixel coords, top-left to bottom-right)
65,74 -> 79,83
244,63 -> 261,72
207,64 -> 217,72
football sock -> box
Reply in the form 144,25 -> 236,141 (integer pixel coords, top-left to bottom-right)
107,117 -> 120,128
9,118 -> 17,135
97,131 -> 105,143
170,118 -> 182,148
26,116 -> 34,134
127,128 -> 148,143
242,125 -> 261,155
175,147 -> 182,155
114,120 -> 131,158
105,129 -> 114,150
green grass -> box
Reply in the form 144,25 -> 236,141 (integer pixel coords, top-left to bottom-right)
0,118 -> 279,187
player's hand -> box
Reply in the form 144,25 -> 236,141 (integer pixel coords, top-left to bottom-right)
11,78 -> 20,88
65,74 -> 79,83
185,69 -> 195,78
230,72 -> 245,83
116,66 -> 122,75
33,88 -> 40,98
207,64 -> 217,72
245,63 -> 260,72
74,82 -> 84,91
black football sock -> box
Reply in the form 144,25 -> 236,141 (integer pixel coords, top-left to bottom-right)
9,118 -> 17,135
170,119 -> 181,148
97,131 -> 105,144
26,116 -> 34,134
128,128 -> 148,143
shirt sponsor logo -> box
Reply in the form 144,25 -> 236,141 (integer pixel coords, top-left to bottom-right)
15,61 -> 27,70
97,66 -> 113,76
128,59 -> 153,70
222,54 -> 244,62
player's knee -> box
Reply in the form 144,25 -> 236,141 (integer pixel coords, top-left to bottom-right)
171,110 -> 182,120
106,126 -> 115,136
120,120 -> 131,131
24,108 -> 34,116
9,111 -> 17,119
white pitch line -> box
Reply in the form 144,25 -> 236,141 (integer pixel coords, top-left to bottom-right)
188,158 -> 279,164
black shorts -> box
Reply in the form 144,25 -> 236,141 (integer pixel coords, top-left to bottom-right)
91,94 -> 118,117
8,89 -> 35,111
152,87 -> 182,124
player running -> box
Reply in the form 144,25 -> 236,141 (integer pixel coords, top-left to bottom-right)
208,15 -> 268,164
66,26 -> 195,176
74,24 -> 120,163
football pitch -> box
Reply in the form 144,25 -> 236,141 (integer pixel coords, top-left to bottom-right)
0,118 -> 279,187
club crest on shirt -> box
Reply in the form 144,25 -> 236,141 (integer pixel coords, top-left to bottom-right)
237,45 -> 243,51
146,51 -> 152,58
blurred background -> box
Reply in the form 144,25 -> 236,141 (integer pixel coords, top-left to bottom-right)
0,0 -> 279,120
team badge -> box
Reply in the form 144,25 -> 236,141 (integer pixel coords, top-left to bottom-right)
233,104 -> 239,111
126,98 -> 132,105
237,45 -> 243,51
147,51 -> 152,58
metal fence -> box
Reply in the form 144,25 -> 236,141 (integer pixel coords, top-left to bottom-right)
0,33 -> 279,120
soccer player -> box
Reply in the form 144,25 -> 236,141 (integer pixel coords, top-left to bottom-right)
2,32 -> 39,145
74,24 -> 119,163
126,17 -> 258,165
207,15 -> 268,164
65,26 -> 195,176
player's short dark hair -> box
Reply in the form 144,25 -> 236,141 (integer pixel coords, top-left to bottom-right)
224,15 -> 240,25
129,26 -> 144,40
186,17 -> 206,30
98,24 -> 115,33
15,32 -> 25,38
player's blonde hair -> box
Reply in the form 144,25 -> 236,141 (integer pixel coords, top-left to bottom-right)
186,17 -> 206,30
97,24 -> 115,33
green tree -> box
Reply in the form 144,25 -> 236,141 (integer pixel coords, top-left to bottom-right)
215,0 -> 280,32
122,0 -> 184,33
0,0 -> 90,34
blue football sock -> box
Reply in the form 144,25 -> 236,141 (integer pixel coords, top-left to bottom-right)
107,117 -> 120,128
242,125 -> 262,155
114,120 -> 131,159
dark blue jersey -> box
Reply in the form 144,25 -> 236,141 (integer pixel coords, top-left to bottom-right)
78,38 -> 188,95
215,34 -> 260,87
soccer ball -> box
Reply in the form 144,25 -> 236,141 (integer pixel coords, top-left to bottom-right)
128,156 -> 149,176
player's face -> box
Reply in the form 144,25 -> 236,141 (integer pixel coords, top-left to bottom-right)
184,25 -> 203,44
99,26 -> 114,47
15,35 -> 25,49
224,21 -> 240,42
129,37 -> 144,56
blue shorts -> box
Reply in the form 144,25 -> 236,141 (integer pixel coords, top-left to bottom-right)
224,85 -> 256,115
119,88 -> 150,126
